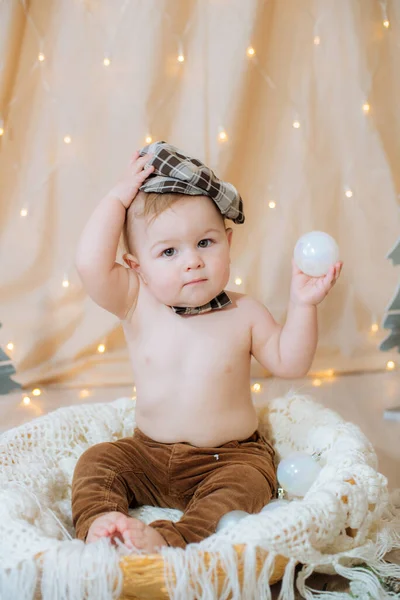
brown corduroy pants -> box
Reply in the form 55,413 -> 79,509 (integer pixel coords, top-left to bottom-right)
71,427 -> 277,548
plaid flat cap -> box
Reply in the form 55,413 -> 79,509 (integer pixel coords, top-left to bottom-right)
138,141 -> 245,224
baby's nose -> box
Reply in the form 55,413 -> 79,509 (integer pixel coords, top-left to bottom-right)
185,251 -> 205,269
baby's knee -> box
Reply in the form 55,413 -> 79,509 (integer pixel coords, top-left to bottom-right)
234,465 -> 274,510
235,464 -> 271,489
214,463 -> 272,495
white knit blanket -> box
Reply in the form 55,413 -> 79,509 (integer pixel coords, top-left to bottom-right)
0,392 -> 399,600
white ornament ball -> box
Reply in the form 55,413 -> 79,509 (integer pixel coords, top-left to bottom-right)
294,231 -> 339,277
216,510 -> 249,532
277,452 -> 322,497
261,499 -> 291,512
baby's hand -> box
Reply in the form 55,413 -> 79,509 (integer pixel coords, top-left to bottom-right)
86,511 -> 135,546
290,259 -> 343,306
86,511 -> 168,552
111,151 -> 155,209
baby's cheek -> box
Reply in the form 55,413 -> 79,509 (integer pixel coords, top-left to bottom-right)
151,270 -> 179,302
212,255 -> 230,280
159,272 -> 178,293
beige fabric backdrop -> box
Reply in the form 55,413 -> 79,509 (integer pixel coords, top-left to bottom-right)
0,0 -> 399,390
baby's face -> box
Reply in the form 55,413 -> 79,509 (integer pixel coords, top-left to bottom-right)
132,196 -> 233,307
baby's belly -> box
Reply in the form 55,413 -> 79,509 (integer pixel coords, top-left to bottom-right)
134,378 -> 258,447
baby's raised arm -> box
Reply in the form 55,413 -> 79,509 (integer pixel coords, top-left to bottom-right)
249,259 -> 342,378
75,151 -> 154,319
250,298 -> 318,379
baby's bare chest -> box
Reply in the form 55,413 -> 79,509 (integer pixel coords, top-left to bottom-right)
124,306 -> 251,376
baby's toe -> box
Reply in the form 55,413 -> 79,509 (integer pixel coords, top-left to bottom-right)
123,519 -> 147,548
122,530 -> 141,548
130,517 -> 145,529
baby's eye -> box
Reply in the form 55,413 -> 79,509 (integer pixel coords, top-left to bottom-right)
162,248 -> 176,258
198,239 -> 213,248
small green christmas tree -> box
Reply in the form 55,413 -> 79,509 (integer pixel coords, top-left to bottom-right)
380,238 -> 400,420
0,324 -> 21,395
380,238 -> 400,350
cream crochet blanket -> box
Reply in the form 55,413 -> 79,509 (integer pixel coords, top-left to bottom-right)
0,392 -> 399,600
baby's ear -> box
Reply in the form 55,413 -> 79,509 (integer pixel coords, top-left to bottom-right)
123,253 -> 140,270
225,227 -> 233,246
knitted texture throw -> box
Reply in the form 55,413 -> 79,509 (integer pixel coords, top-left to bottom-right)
0,392 -> 399,600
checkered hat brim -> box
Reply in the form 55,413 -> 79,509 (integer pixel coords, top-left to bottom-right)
138,141 -> 245,224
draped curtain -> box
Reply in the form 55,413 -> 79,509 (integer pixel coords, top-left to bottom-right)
0,0 -> 399,389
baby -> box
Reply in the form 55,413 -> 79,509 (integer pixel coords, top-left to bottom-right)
71,142 -> 342,553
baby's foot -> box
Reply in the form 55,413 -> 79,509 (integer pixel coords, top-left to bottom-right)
124,518 -> 168,553
86,511 -> 168,553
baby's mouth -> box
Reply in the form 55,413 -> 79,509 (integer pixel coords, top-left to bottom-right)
185,279 -> 207,286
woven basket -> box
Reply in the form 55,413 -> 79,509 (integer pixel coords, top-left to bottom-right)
1,394 -> 391,600
118,545 -> 288,599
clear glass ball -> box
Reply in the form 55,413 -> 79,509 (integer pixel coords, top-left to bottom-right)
216,510 -> 249,532
261,499 -> 291,512
277,452 -> 321,497
294,231 -> 339,277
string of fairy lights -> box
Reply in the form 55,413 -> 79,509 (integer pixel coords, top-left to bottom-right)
0,1 -> 397,407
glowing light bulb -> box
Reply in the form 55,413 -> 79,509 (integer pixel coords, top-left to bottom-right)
218,130 -> 228,142
64,135 -> 71,144
6,342 -> 14,351
383,19 -> 390,28
0,127 -> 4,136
313,36 -> 320,45
62,278 -> 70,288
371,323 -> 379,333
38,52 -> 45,62
177,54 -> 185,63
251,383 -> 262,393
363,103 -> 370,113
103,57 -> 111,66
386,360 -> 395,370
20,208 -> 28,217
293,120 -> 300,129
326,369 -> 334,377
345,189 -> 353,198
22,396 -> 31,405
268,201 -> 276,209
97,344 -> 106,353
32,388 -> 41,396
312,379 -> 322,387
234,277 -> 242,286
79,389 -> 90,398
247,46 -> 255,57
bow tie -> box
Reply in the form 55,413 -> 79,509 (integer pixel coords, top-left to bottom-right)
170,290 -> 232,316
